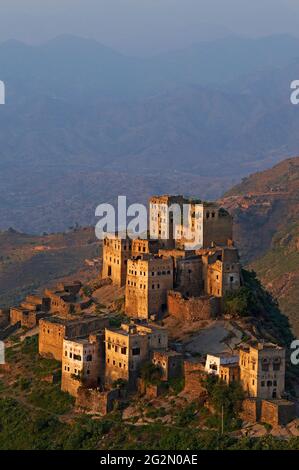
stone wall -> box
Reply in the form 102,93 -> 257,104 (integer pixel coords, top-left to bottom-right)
167,291 -> 219,322
240,398 -> 261,423
183,360 -> 207,400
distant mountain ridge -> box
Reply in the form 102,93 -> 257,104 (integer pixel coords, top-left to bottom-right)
1,34 -> 299,232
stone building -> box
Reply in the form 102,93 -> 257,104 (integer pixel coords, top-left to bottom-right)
152,350 -> 183,381
61,332 -> 105,397
149,195 -> 186,249
125,255 -> 173,319
39,315 -> 109,361
239,341 -> 285,400
102,235 -> 132,286
201,246 -> 241,298
175,201 -> 233,251
132,239 -> 160,257
105,322 -> 168,388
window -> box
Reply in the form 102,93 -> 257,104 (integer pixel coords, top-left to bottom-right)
273,363 -> 280,371
86,354 -> 92,362
73,354 -> 81,361
108,343 -> 111,350
261,381 -> 265,387
267,380 -> 272,387
121,347 -> 127,355
273,380 -> 277,386
69,352 -> 73,358
132,347 -> 140,356
64,351 -> 67,356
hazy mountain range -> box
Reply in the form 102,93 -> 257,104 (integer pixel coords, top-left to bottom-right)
1,34 -> 299,232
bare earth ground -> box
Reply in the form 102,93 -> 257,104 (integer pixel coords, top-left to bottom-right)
163,316 -> 245,356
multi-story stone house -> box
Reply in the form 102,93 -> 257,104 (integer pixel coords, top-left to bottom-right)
102,235 -> 132,287
61,332 -> 105,397
105,322 -> 168,388
239,341 -> 285,399
125,255 -> 174,319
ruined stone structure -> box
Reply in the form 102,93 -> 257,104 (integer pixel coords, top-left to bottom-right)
102,236 -> 132,286
167,291 -> 219,322
76,387 -> 124,415
10,294 -> 51,328
125,255 -> 173,319
152,350 -> 183,381
61,332 -> 105,397
260,399 -> 295,426
105,322 -> 168,388
39,315 -> 109,361
239,341 -> 285,400
44,281 -> 92,317
241,398 -> 295,426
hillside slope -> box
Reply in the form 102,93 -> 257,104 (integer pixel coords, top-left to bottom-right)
221,157 -> 299,334
0,227 -> 100,307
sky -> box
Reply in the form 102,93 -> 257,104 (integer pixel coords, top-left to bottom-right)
0,0 -> 299,55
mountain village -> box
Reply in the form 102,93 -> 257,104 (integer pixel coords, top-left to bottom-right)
0,195 -> 297,434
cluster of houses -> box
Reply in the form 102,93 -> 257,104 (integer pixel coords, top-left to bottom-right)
0,194 -> 296,426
